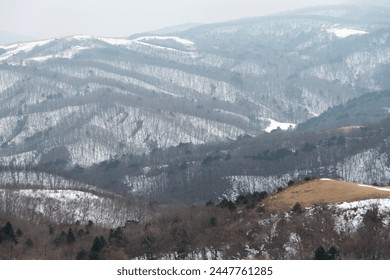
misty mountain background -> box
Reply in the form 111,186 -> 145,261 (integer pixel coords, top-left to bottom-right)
0,3 -> 390,205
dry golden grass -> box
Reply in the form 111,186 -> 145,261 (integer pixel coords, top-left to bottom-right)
265,179 -> 390,212
336,126 -> 362,133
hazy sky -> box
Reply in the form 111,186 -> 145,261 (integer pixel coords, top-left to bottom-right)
1,0 -> 353,39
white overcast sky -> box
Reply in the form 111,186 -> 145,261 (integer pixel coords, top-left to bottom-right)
1,0 -> 356,39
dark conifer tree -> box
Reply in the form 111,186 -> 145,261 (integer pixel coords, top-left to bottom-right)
292,202 -> 303,214
89,236 -> 105,260
76,249 -> 89,260
314,246 -> 328,260
16,228 -> 23,237
67,228 -> 76,244
0,221 -> 18,244
327,246 -> 340,260
24,238 -> 34,248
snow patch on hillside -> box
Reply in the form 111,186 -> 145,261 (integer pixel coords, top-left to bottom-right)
357,184 -> 390,192
135,36 -> 195,47
262,118 -> 296,133
326,28 -> 368,38
382,107 -> 390,114
98,36 -> 195,50
0,35 -> 195,64
98,37 -> 133,46
334,198 -> 390,232
25,46 -> 91,62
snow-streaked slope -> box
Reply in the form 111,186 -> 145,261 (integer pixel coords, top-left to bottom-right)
334,198 -> 390,232
336,148 -> 390,185
0,70 -> 22,92
0,4 -> 389,198
25,46 -> 91,62
98,35 -> 195,49
135,36 -> 195,47
0,187 -> 151,227
123,173 -> 169,197
0,35 -> 196,64
0,171 -> 100,192
224,174 -> 294,200
0,169 -> 152,227
0,38 -> 53,61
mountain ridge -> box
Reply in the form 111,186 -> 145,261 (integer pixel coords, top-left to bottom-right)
1,4 -> 390,204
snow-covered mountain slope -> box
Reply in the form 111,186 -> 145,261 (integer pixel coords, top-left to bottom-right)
0,4 -> 390,204
0,5 -> 389,169
0,34 -> 261,167
0,171 -> 152,227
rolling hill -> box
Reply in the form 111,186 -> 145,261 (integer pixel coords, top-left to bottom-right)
264,178 -> 390,211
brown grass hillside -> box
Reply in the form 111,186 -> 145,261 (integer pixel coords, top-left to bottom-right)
265,179 -> 390,212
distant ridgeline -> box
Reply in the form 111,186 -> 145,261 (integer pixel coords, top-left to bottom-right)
0,4 -> 390,204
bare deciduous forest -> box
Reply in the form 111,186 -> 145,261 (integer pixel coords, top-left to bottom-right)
2,182 -> 390,260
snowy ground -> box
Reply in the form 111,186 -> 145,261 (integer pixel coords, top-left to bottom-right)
262,118 -> 296,133
334,198 -> 390,232
326,28 -> 368,38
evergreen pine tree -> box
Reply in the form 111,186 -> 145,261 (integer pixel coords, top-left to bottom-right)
89,236 -> 105,260
24,238 -> 34,248
67,228 -> 76,244
53,231 -> 66,247
76,249 -> 89,260
0,221 -> 18,244
327,246 -> 340,260
292,202 -> 303,214
314,246 -> 328,260
109,228 -> 126,246
16,228 -> 23,237
209,216 -> 218,227
48,225 -> 55,235
86,220 -> 94,231
99,236 -> 106,247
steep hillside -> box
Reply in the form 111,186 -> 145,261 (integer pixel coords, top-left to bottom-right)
1,5 -> 390,205
1,113 -> 389,205
36,117 -> 388,204
0,4 -> 390,170
297,91 -> 390,131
